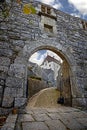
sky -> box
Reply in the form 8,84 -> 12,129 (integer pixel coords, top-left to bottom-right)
37,0 -> 87,20
29,50 -> 62,65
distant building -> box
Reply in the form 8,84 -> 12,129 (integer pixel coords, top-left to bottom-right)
40,55 -> 61,81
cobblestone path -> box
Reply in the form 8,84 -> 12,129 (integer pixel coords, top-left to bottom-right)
15,106 -> 87,130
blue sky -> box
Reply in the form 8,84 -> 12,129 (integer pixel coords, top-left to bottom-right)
37,0 -> 87,20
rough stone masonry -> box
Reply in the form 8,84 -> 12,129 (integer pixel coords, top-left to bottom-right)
0,0 -> 87,112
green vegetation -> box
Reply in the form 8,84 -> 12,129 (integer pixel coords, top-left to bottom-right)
0,0 -> 36,19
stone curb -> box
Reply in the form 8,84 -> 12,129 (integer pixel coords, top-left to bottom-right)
1,113 -> 18,130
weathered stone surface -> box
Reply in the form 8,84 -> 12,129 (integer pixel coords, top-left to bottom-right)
0,66 -> 8,73
0,57 -> 10,66
0,85 -> 3,105
28,78 -> 48,98
72,97 -> 87,107
8,64 -> 26,78
0,107 -> 12,116
47,113 -> 61,120
0,85 -> 3,94
59,112 -> 85,130
0,49 -> 13,57
72,111 -> 87,118
77,118 -> 87,128
14,98 -> 27,107
15,123 -> 22,130
33,113 -> 51,121
1,114 -> 17,130
1,123 -> 15,130
17,114 -> 34,122
45,120 -> 66,130
0,42 -> 9,49
16,107 -> 87,130
22,122 -> 49,130
6,77 -> 23,88
0,0 -> 87,108
6,114 -> 17,123
3,87 -> 23,98
0,79 -> 5,86
2,96 -> 14,107
12,40 -> 25,47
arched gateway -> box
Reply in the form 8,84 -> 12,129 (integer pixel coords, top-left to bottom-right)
2,38 -> 86,108
0,1 -> 87,110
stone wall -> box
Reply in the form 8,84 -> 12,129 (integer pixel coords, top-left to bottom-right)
28,78 -> 48,98
0,0 -> 87,110
57,60 -> 72,106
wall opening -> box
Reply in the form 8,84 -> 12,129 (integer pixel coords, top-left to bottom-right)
44,24 -> 53,33
27,48 -> 72,107
41,5 -> 51,15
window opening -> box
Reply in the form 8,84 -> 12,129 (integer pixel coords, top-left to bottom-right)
41,5 -> 51,15
44,24 -> 53,33
41,5 -> 45,13
47,7 -> 51,14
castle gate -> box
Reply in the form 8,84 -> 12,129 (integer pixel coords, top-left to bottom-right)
0,1 -> 87,109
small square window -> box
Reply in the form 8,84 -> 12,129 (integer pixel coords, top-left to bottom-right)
41,5 -> 45,13
44,24 -> 53,33
47,8 -> 51,14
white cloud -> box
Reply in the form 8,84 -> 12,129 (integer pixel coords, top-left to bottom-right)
41,0 -> 55,5
39,0 -> 62,9
29,52 -> 47,65
68,0 -> 87,16
70,13 -> 81,18
29,50 -> 63,65
53,3 -> 62,9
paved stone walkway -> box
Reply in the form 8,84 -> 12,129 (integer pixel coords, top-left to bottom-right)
15,106 -> 87,130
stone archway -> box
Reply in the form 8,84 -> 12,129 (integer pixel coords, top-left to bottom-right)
21,39 -> 78,107
27,48 -> 72,106
2,38 -> 82,108
26,44 -> 78,107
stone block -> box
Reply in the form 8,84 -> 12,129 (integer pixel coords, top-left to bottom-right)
0,49 -> 13,57
17,114 -> 34,122
6,113 -> 17,123
47,113 -> 61,120
2,96 -> 14,108
14,98 -> 27,107
0,85 -> 3,105
8,64 -> 26,78
0,85 -> 3,93
0,66 -> 8,73
59,113 -> 85,130
72,97 -> 87,107
45,120 -> 66,130
1,122 -> 16,130
12,40 -> 25,47
6,77 -> 23,88
33,113 -> 50,121
15,123 -> 22,130
22,122 -> 49,130
14,57 -> 27,64
0,42 -> 9,49
0,73 -> 7,80
0,108 -> 12,116
0,79 -> 5,86
0,57 -> 10,66
3,87 -> 23,98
